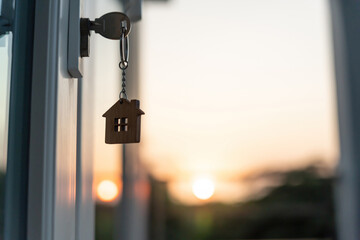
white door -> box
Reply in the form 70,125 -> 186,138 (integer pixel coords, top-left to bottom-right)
26,0 -> 139,239
27,0 -> 79,239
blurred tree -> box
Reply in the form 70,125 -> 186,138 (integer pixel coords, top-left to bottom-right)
95,204 -> 115,240
148,163 -> 335,240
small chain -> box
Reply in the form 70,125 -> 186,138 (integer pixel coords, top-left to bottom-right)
120,68 -> 127,100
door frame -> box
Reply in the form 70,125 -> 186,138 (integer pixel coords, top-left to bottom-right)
3,0 -> 35,239
27,0 -> 60,239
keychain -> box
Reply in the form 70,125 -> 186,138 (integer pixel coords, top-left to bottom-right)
102,22 -> 144,144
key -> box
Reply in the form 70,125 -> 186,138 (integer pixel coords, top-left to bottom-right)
88,12 -> 131,39
80,12 -> 131,57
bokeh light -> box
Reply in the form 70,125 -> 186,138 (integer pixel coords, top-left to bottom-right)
97,180 -> 119,202
192,177 -> 215,200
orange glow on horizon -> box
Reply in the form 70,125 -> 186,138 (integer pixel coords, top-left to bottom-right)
93,0 -> 339,205
97,180 -> 119,202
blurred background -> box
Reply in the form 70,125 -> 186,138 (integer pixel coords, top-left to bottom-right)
94,0 -> 339,239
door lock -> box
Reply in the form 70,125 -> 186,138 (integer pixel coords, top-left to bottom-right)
80,12 -> 131,57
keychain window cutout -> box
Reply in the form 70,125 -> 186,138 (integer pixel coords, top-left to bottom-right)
103,99 -> 144,144
114,117 -> 128,132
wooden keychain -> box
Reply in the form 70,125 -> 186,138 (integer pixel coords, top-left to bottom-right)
103,22 -> 144,144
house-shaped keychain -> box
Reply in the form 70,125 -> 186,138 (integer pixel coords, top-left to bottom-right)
103,98 -> 145,144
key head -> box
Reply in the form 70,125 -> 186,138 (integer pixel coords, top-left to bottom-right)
93,12 -> 131,39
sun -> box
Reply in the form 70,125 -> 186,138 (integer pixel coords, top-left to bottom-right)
192,177 -> 215,200
97,180 -> 119,202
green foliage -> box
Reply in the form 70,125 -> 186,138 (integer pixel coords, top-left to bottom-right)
149,164 -> 336,240
95,204 -> 115,240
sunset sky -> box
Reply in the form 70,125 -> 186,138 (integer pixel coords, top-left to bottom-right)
95,0 -> 339,204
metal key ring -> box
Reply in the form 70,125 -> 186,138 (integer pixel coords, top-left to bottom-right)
119,26 -> 129,69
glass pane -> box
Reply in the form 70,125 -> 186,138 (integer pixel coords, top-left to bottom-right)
0,33 -> 12,237
142,1 -> 338,239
